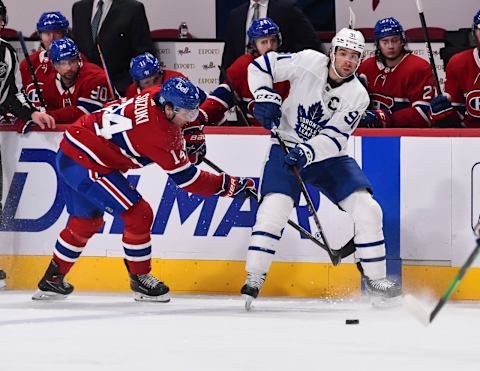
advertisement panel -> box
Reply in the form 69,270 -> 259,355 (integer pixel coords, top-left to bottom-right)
0,132 -> 354,264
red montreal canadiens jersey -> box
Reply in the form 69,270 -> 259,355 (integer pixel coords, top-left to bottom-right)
59,86 -> 224,197
125,69 -> 185,99
199,54 -> 290,126
358,53 -> 435,127
26,61 -> 109,125
20,50 -> 89,89
20,50 -> 53,89
444,48 -> 480,127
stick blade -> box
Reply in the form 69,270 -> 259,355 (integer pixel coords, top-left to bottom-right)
403,294 -> 431,326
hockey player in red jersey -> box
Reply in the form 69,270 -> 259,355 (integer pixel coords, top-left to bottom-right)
24,37 -> 109,128
125,52 -> 185,99
32,76 -> 256,302
20,12 -> 69,89
357,17 -> 435,128
430,10 -> 480,128
198,17 -> 289,126
126,52 -> 206,165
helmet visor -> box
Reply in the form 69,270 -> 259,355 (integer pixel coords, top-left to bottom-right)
174,107 -> 199,121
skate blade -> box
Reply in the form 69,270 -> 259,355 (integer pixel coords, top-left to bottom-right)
243,294 -> 254,311
0,279 -> 6,290
403,294 -> 430,326
133,292 -> 170,303
369,294 -> 402,308
32,290 -> 69,301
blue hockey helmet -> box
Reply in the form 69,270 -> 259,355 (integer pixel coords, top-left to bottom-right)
155,77 -> 201,112
473,9 -> 480,30
37,11 -> 69,33
129,52 -> 162,82
50,37 -> 80,64
247,17 -> 282,46
374,17 -> 405,42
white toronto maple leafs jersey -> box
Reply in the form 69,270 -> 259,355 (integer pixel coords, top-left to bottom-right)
248,50 -> 370,162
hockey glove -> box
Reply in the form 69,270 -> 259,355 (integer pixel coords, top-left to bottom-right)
183,124 -> 206,165
358,109 -> 392,128
253,87 -> 282,130
284,143 -> 315,169
430,94 -> 452,115
429,94 -> 462,128
216,174 -> 256,199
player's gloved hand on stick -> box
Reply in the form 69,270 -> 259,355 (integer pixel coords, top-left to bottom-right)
217,174 -> 256,199
253,87 -> 282,130
358,109 -> 392,128
430,94 -> 452,115
183,124 -> 206,165
430,94 -> 455,124
284,143 -> 315,169
430,94 -> 460,128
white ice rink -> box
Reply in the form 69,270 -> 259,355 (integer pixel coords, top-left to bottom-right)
0,291 -> 479,371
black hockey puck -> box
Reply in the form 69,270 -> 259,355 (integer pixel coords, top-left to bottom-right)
345,319 -> 359,325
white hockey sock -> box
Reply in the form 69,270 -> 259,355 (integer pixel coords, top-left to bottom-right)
245,193 -> 294,274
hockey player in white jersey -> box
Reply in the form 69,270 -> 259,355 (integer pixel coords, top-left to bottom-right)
242,28 -> 402,309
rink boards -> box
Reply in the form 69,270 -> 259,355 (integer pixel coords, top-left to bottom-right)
1,128 -> 480,298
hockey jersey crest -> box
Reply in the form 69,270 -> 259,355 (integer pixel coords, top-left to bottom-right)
296,101 -> 329,140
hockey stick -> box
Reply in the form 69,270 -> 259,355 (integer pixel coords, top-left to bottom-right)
273,131 -> 338,263
17,31 -> 46,111
96,44 -> 118,100
202,157 -> 355,265
416,0 -> 442,94
404,230 -> 480,325
348,6 -> 356,30
218,65 -> 251,127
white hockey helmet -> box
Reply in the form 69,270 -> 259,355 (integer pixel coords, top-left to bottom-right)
331,28 -> 365,55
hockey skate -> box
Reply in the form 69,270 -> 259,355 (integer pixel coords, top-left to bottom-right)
0,269 -> 6,289
32,260 -> 74,300
125,260 -> 170,303
240,272 -> 266,311
363,276 -> 402,307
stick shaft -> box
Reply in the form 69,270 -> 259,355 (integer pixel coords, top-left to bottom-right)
17,32 -> 46,110
218,66 -> 251,126
417,7 -> 442,94
429,243 -> 480,322
269,133 -> 337,263
96,44 -> 117,100
201,157 -> 353,264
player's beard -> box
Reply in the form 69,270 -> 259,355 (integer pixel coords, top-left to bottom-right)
61,70 -> 79,87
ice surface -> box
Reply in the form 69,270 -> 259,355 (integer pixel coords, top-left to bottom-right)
0,291 -> 479,371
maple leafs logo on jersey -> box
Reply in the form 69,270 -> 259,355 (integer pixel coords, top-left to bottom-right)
295,102 -> 328,141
